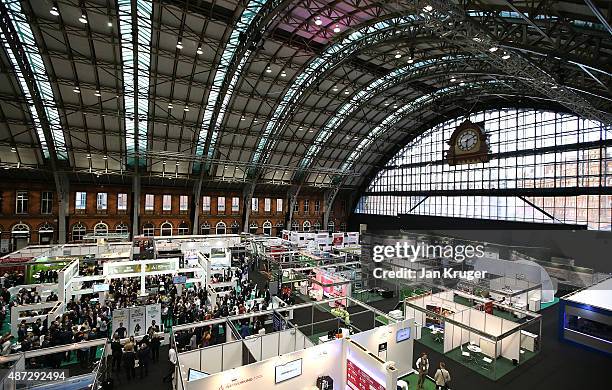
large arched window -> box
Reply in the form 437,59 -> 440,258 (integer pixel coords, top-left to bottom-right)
160,221 -> 173,236
94,222 -> 108,235
262,220 -> 272,236
72,222 -> 86,241
291,220 -> 299,231
327,221 -> 335,233
142,222 -> 155,237
216,221 -> 226,235
116,222 -> 129,235
249,222 -> 258,234
314,221 -> 321,231
302,220 -> 311,232
38,222 -> 54,244
231,221 -> 240,234
178,221 -> 189,235
200,222 -> 210,235
356,109 -> 612,231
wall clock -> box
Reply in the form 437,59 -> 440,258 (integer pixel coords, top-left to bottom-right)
446,119 -> 491,165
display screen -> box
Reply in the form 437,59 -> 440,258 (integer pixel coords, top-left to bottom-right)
187,368 -> 209,381
92,283 -> 110,292
396,327 -> 411,342
173,276 -> 187,284
275,358 -> 302,384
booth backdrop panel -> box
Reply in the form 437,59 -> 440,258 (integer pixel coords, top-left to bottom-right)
243,337 -> 262,361
484,312 -> 503,337
200,345 -> 223,374
468,310 -> 486,345
145,304 -> 162,330
480,338 -> 497,358
129,306 -> 146,336
178,350 -> 200,382
186,339 -> 344,390
222,341 -> 243,371
112,308 -> 129,334
279,329 -> 298,355
261,332 -> 280,360
500,319 -> 520,361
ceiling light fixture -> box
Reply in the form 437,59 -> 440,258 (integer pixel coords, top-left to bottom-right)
94,90 -> 101,97
450,78 -> 456,82
86,154 -> 91,159
407,58 -> 414,64
394,51 -> 402,59
502,53 -> 511,60
333,24 -> 340,33
489,46 -> 498,52
315,16 -> 322,26
78,14 -> 87,24
384,102 -> 390,106
423,5 -> 433,12
344,89 -> 349,95
240,115 -> 245,121
73,86 -> 80,93
103,155 -> 108,160
459,82 -> 466,86
176,41 -> 183,49
107,21 -> 112,27
168,103 -> 173,109
266,65 -> 272,73
280,70 -> 286,77
332,86 -> 338,92
393,104 -> 398,109
11,147 -> 17,153
184,106 -> 189,112
162,161 -> 166,165
50,6 -> 59,16
197,46 -> 203,55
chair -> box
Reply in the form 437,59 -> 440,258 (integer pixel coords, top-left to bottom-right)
461,345 -> 472,363
481,356 -> 493,370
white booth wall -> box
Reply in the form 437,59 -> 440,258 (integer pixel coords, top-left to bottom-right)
350,318 -> 416,376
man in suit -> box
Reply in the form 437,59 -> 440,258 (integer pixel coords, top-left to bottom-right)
415,352 -> 429,390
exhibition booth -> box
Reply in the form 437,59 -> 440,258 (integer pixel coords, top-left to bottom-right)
173,297 -> 417,390
559,276 -> 612,355
404,289 -> 542,380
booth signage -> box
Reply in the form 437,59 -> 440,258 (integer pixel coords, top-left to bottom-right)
346,359 -> 385,390
145,261 -> 175,273
173,275 -> 187,284
112,308 -> 129,334
145,304 -> 162,330
332,233 -> 344,247
107,263 -> 142,276
378,342 -> 387,353
129,306 -> 146,336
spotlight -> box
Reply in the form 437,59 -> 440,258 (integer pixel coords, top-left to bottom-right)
315,16 -> 322,26
459,82 -> 466,86
50,6 -> 59,16
407,58 -> 414,64
11,147 -> 17,153
197,46 -> 203,55
489,46 -> 498,52
168,103 -> 173,109
240,116 -> 245,121
280,70 -> 286,77
332,86 -> 338,92
176,41 -> 183,49
450,78 -> 456,82
502,53 -> 511,60
107,21 -> 112,27
86,154 -> 91,159
184,106 -> 189,112
344,89 -> 349,95
73,86 -> 80,93
394,51 -> 402,59
78,14 -> 87,24
333,24 -> 340,33
94,90 -> 101,97
423,5 -> 433,12
266,65 -> 272,73
103,155 -> 108,160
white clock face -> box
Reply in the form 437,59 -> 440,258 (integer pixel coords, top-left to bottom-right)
457,129 -> 479,151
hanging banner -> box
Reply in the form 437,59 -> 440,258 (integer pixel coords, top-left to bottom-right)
332,233 -> 344,247
282,230 -> 289,240
145,303 -> 162,331
129,306 -> 146,337
112,308 -> 129,335
315,233 -> 329,246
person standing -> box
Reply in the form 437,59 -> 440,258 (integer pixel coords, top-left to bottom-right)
122,344 -> 136,381
434,361 -> 451,390
111,335 -> 122,371
415,352 -> 429,390
137,341 -> 151,379
162,346 -> 177,383
148,320 -> 160,362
